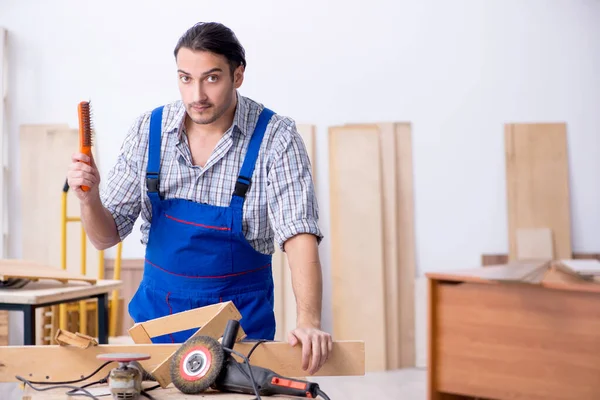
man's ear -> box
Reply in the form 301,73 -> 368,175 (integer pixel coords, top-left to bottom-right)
234,65 -> 244,88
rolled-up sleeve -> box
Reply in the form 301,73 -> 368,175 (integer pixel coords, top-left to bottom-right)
267,119 -> 323,251
99,115 -> 145,241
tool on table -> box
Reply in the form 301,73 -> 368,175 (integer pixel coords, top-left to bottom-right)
77,100 -> 93,192
97,353 -> 151,400
170,319 -> 332,399
16,352 -> 159,400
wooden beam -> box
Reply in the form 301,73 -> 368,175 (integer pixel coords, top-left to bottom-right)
128,302 -> 227,339
0,341 -> 364,383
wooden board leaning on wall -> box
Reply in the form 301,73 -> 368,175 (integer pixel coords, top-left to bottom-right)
505,123 -> 572,261
329,122 -> 416,372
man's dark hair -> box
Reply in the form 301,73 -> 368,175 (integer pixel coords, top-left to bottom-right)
174,22 -> 246,76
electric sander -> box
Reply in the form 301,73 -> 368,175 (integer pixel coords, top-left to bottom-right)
96,353 -> 152,400
170,319 -> 331,399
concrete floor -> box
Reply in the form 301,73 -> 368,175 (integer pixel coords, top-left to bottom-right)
1,368 -> 428,399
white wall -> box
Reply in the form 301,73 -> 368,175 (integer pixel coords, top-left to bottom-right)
1,0 -> 599,339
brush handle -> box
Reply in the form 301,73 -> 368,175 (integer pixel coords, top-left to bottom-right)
79,147 -> 92,192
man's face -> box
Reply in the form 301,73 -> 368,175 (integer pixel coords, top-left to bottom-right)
176,48 -> 243,126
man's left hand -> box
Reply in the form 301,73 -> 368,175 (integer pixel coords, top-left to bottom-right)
288,325 -> 333,375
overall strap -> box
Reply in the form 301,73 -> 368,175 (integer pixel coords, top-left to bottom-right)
146,106 -> 164,202
231,107 -> 275,208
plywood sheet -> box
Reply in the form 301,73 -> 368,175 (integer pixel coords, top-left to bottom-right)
329,125 -> 386,372
505,123 -> 572,261
272,124 -> 316,342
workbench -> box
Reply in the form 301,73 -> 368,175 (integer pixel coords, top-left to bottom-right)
0,279 -> 121,345
426,265 -> 600,400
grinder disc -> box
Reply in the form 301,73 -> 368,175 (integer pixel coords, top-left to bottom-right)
170,335 -> 224,394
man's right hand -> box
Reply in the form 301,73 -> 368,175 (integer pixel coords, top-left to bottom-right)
67,152 -> 101,203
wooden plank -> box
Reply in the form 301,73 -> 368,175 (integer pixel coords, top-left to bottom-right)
0,341 -> 364,383
343,122 -> 417,369
0,279 -> 120,305
516,228 -> 554,260
482,253 -> 600,266
329,125 -> 386,372
505,123 -> 572,261
395,122 -> 416,368
0,259 -> 96,284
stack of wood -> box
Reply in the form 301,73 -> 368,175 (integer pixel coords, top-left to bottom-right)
328,123 -> 417,372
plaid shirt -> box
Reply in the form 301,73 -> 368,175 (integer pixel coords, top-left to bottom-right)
100,92 -> 323,254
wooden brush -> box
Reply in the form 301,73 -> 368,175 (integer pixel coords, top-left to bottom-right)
77,101 -> 93,191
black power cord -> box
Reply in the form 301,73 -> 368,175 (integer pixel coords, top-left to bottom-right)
222,340 -> 333,400
15,360 -> 160,399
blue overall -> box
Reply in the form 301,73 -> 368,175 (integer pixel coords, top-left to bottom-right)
128,105 -> 277,344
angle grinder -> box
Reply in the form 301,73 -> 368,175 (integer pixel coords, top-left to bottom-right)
170,319 -> 331,399
96,353 -> 152,400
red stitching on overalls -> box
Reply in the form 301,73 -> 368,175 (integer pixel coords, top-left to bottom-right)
165,292 -> 175,344
164,213 -> 230,231
146,258 -> 270,279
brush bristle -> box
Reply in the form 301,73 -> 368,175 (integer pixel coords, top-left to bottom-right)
79,100 -> 93,147
170,335 -> 224,394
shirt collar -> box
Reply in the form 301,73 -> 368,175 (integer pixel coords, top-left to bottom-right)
166,91 -> 250,137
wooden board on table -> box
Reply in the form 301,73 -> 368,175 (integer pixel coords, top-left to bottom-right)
505,123 -> 572,261
329,125 -> 386,372
0,259 -> 96,284
272,124 -> 316,341
0,341 -> 364,383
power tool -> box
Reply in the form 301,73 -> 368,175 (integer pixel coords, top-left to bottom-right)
169,319 -> 331,399
96,353 -> 151,400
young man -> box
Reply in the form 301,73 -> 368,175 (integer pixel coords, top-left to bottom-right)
67,22 -> 331,374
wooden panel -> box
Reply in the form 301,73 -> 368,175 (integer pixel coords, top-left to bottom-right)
378,123 -> 400,370
482,253 -> 600,266
329,125 -> 386,372
505,123 -> 572,261
516,228 -> 553,260
104,258 -> 142,335
434,280 -> 600,400
0,341 -> 364,383
272,124 -> 316,342
395,122 -> 416,368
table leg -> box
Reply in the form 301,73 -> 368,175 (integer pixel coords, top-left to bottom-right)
96,293 -> 108,344
23,306 -> 35,345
